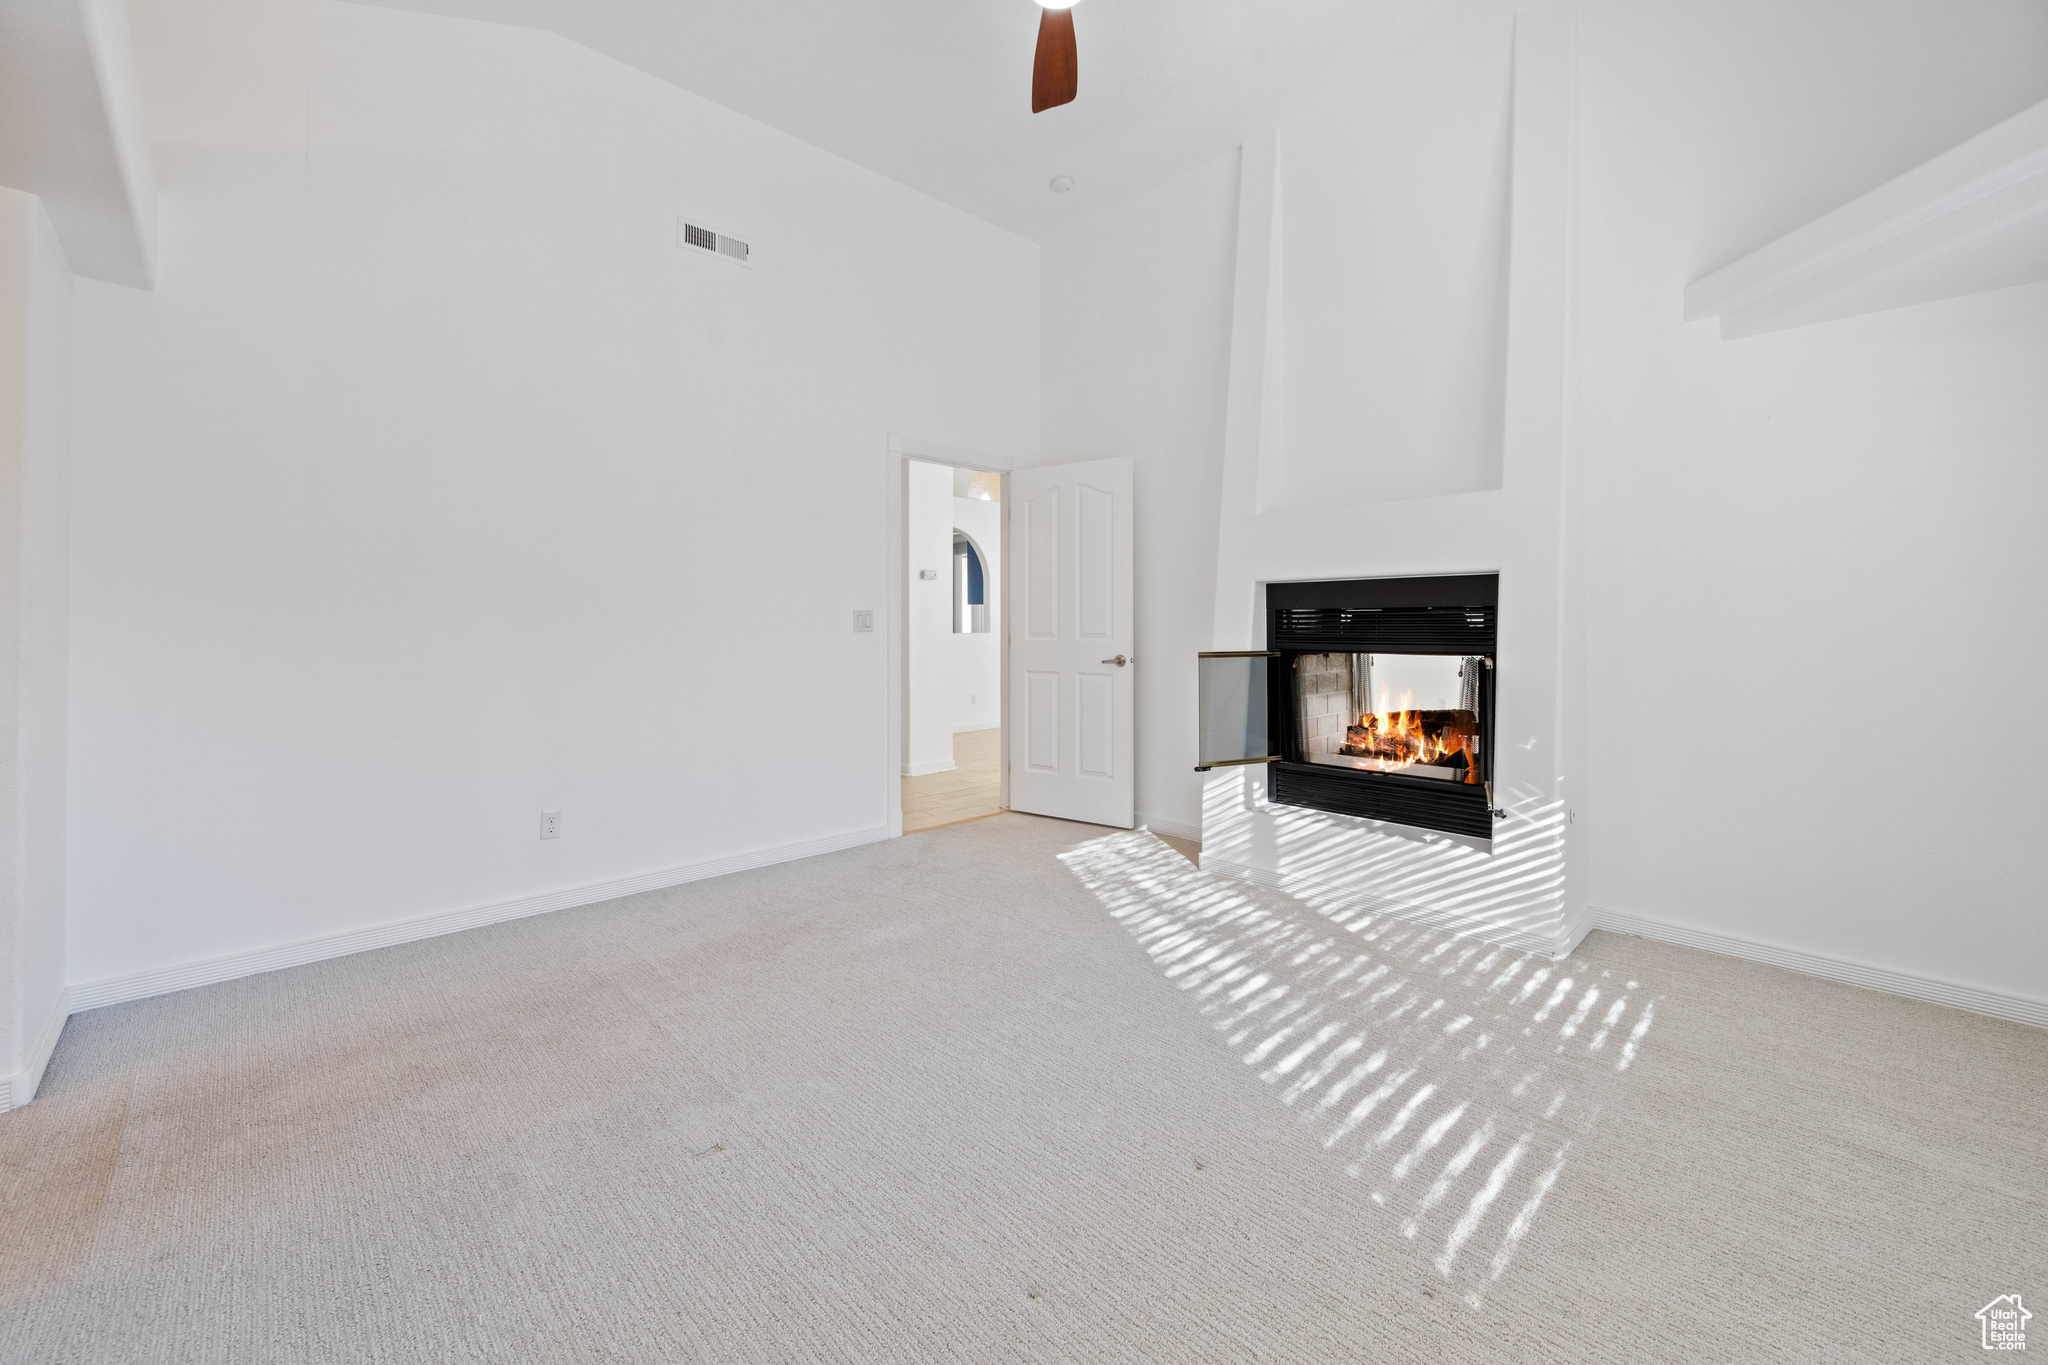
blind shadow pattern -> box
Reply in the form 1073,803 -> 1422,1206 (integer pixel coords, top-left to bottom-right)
1059,830 -> 1660,1308
1201,771 -> 1573,948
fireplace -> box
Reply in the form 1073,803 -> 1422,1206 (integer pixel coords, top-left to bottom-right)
1200,575 -> 1500,840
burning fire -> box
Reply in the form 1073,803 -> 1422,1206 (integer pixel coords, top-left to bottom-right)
1341,691 -> 1478,782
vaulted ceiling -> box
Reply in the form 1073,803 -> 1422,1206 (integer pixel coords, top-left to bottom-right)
350,0 -> 1524,241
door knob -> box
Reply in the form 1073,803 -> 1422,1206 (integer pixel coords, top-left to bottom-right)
1100,654 -> 1132,666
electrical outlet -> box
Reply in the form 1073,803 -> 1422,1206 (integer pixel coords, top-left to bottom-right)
853,610 -> 874,633
540,810 -> 562,840
969,693 -> 976,706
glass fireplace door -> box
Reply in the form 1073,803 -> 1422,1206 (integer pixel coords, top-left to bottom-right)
1196,652 -> 1280,769
1292,652 -> 1489,785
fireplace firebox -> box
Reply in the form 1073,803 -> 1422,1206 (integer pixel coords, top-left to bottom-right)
1199,575 -> 1499,840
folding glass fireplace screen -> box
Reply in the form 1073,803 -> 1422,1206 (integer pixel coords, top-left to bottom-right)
1199,574 -> 1499,839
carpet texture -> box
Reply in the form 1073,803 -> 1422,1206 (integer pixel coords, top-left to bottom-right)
1,813 -> 2041,1362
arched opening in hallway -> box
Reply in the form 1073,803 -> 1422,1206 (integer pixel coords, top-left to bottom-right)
902,464 -> 1003,832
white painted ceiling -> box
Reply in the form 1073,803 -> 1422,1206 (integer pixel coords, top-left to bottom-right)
349,0 -> 1523,241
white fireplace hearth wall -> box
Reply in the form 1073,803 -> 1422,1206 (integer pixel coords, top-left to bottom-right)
1200,1 -> 1587,959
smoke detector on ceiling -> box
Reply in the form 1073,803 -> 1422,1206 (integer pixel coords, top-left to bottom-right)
1049,176 -> 1074,193
677,217 -> 751,268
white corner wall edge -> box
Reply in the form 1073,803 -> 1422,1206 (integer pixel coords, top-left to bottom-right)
1555,899 -> 1597,959
1591,907 -> 2047,1031
0,0 -> 159,288
1,988 -> 73,1112
1137,813 -> 1202,843
66,825 -> 891,1016
74,0 -> 157,287
1683,95 -> 2048,337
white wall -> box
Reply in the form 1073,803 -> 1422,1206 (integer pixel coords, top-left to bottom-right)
67,0 -> 1037,993
1272,20 -> 1513,511
0,0 -> 159,287
1574,0 -> 2048,1002
949,493 -> 999,733
1039,0 -> 2048,1006
903,459 -> 955,775
1201,7 -> 1579,957
0,187 -> 71,1107
46,0 -> 2048,1014
1040,151 -> 1241,839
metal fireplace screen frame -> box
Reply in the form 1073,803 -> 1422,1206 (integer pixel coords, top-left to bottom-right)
1264,574 -> 1499,840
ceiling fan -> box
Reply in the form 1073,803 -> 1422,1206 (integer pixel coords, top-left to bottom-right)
1030,0 -> 1081,113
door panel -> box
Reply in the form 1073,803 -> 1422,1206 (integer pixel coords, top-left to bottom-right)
1078,673 -> 1114,779
1008,457 -> 1135,829
1025,671 -> 1060,772
1026,489 -> 1059,639
1077,484 -> 1114,640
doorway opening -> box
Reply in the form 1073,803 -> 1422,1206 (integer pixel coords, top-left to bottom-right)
903,462 -> 1004,832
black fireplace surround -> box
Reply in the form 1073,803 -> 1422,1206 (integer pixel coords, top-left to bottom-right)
1263,574 -> 1499,839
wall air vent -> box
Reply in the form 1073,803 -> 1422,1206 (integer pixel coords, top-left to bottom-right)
678,218 -> 751,267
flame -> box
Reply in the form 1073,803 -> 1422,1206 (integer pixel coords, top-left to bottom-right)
1341,689 -> 1479,783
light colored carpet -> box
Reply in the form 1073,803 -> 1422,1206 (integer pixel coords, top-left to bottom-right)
1,814 -> 2041,1362
900,728 -> 1002,832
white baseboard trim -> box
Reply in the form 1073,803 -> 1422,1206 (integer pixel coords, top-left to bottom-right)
1556,901 -> 1597,959
68,824 -> 893,1016
1138,813 -> 1203,844
1590,906 -> 2047,1030
902,760 -> 957,776
1201,855 -> 1569,957
952,721 -> 1001,734
2,986 -> 71,1111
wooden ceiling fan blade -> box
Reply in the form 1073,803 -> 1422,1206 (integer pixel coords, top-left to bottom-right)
1031,8 -> 1077,113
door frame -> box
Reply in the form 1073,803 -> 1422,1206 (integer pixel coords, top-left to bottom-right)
884,434 -> 1020,837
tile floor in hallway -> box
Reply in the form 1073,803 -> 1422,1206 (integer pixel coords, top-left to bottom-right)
902,727 -> 1002,832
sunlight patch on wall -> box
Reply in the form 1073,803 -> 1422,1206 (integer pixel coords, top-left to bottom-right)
1201,771 -> 1575,952
1060,829 -> 1660,1307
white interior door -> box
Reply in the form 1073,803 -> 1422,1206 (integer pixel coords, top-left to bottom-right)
1007,457 -> 1135,828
